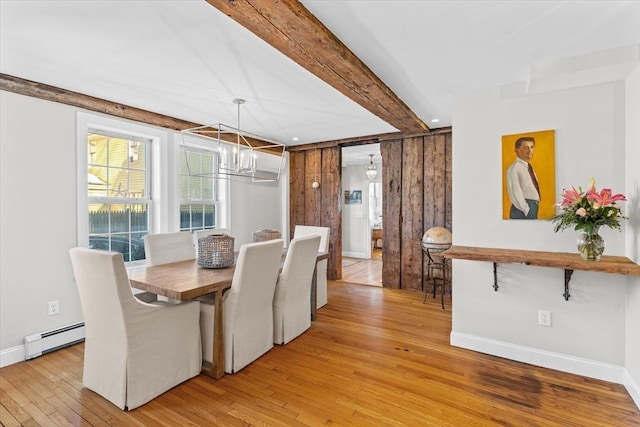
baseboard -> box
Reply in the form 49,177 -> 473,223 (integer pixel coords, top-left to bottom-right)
623,369 -> 640,410
451,331 -> 627,383
342,251 -> 367,258
450,331 -> 639,410
0,345 -> 26,368
2,322 -> 85,368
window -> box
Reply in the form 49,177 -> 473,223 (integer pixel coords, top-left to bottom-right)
179,148 -> 218,232
78,113 -> 227,266
86,130 -> 151,262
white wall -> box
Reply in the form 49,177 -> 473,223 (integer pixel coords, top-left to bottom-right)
229,176 -> 288,247
451,59 -> 639,404
0,91 -> 286,365
624,66 -> 640,407
341,164 -> 373,258
1,91 -> 81,364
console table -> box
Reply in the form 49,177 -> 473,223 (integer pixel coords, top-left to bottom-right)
442,246 -> 640,301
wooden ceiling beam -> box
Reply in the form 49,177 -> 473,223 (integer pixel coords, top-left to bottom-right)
0,73 -> 200,131
205,0 -> 429,134
0,73 -> 283,155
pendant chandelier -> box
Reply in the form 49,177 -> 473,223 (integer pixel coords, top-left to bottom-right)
366,154 -> 377,180
181,98 -> 286,182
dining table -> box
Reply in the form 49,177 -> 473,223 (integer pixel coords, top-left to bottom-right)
129,250 -> 329,379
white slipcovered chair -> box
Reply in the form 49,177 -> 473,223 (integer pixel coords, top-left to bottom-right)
69,248 -> 202,410
143,231 -> 195,266
293,225 -> 330,308
273,235 -> 321,345
200,239 -> 283,373
141,232 -> 196,303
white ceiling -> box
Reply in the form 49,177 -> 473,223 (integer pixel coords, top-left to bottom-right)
1,0 -> 639,159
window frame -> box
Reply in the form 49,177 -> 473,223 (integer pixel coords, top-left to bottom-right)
177,133 -> 230,233
77,113 -> 169,268
179,145 -> 219,232
77,114 -> 230,270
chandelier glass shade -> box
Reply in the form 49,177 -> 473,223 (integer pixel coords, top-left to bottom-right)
181,99 -> 286,182
366,154 -> 377,180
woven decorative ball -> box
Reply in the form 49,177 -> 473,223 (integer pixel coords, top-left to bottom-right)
197,234 -> 235,268
252,229 -> 281,242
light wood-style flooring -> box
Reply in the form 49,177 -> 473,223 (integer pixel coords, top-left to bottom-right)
339,248 -> 382,287
1,281 -> 638,426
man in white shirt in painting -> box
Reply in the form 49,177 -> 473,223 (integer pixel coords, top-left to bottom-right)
506,136 -> 540,219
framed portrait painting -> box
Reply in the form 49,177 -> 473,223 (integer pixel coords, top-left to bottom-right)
501,129 -> 555,220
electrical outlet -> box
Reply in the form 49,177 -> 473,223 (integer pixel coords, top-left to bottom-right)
48,300 -> 59,316
538,310 -> 551,327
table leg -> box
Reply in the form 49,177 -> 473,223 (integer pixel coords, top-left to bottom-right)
201,290 -> 225,379
311,263 -> 318,321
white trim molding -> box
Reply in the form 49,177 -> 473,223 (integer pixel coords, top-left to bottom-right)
450,331 -> 639,410
0,345 -> 26,368
623,369 -> 640,410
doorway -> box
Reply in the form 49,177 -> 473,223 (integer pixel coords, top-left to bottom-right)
340,144 -> 382,286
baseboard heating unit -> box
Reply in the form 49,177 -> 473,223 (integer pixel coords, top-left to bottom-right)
24,322 -> 85,360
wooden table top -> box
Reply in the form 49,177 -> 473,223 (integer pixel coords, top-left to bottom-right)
129,251 -> 330,301
130,260 -> 234,301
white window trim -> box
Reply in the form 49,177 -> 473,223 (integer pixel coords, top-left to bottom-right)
77,112 -> 170,268
175,133 -> 230,230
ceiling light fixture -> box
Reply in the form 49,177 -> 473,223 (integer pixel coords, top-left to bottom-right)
366,154 -> 377,181
180,98 -> 286,182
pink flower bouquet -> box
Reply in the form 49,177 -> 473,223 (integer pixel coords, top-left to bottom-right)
552,179 -> 627,235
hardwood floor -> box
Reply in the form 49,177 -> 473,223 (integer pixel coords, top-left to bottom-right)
2,281 -> 638,426
339,248 -> 382,287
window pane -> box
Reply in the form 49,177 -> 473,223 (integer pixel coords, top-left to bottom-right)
110,170 -> 129,198
88,131 -> 150,262
129,169 -> 146,198
110,138 -> 128,165
179,148 -> 217,232
88,204 -> 109,234
88,205 -> 148,262
180,175 -> 189,200
188,176 -> 201,199
187,151 -> 202,175
180,205 -> 191,231
129,140 -> 147,169
191,205 -> 204,228
202,174 -> 214,199
89,135 -> 108,166
204,204 -> 215,228
88,166 -> 108,197
202,153 -> 214,175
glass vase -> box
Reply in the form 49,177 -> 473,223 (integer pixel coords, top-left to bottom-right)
576,227 -> 605,261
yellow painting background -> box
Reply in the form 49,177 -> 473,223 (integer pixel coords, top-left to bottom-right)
501,129 -> 556,219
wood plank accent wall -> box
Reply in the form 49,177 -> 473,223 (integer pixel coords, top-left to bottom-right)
381,139 -> 403,289
401,136 -> 425,291
381,132 -> 454,291
289,151 -> 306,235
289,147 -> 342,280
423,132 -> 453,290
322,147 -> 342,280
290,130 -> 452,291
